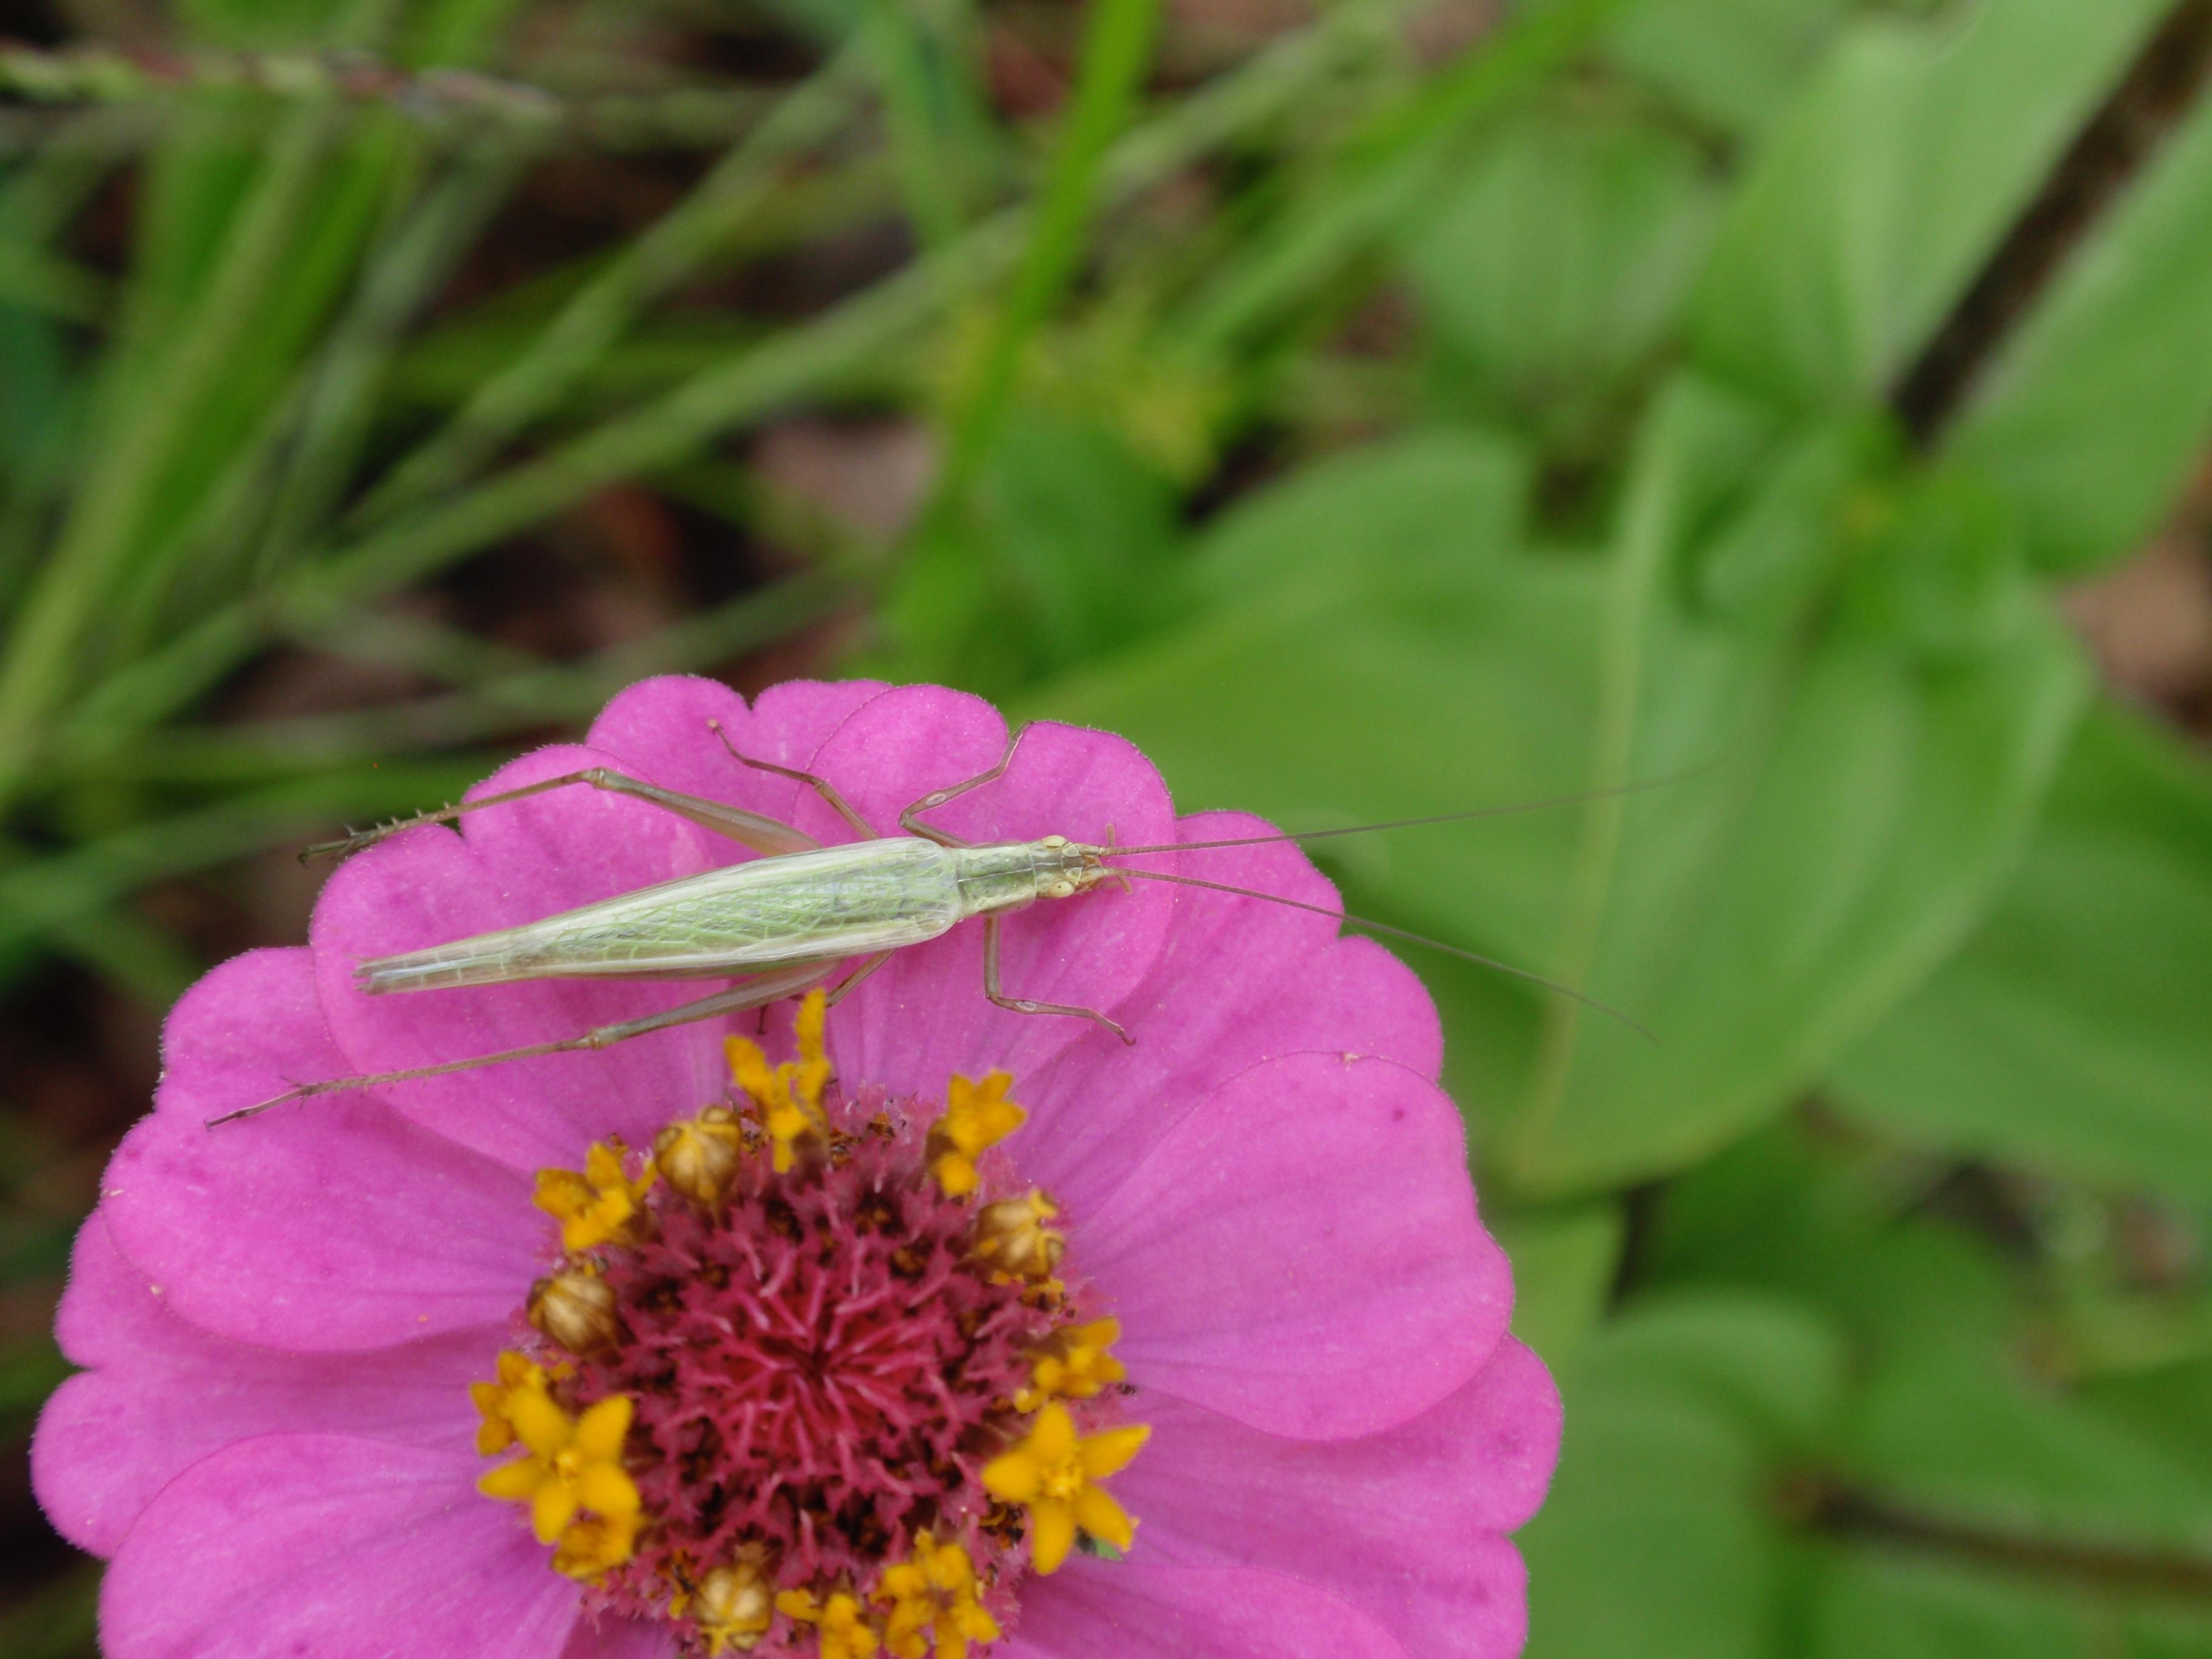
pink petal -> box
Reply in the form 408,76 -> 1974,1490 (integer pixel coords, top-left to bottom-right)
1008,1563 -> 1411,1659
802,691 -> 1179,1098
1115,1339 -> 1559,1659
311,742 -> 745,1168
1082,1051 -> 1510,1438
99,1435 -> 578,1659
102,951 -> 539,1349
565,1618 -> 677,1659
1016,811 -> 1443,1215
583,675 -> 890,815
34,1215 -> 490,1558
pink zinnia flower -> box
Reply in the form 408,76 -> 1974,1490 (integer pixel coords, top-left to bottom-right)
35,678 -> 1559,1659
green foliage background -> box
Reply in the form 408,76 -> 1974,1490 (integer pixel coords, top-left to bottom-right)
3,0 -> 2211,1652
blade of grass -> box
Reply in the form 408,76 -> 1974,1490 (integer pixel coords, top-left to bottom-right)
0,101 -> 343,808
0,759 -> 497,962
876,0 -> 1163,669
865,0 -> 990,252
1173,0 -> 1628,357
312,608 -> 548,687
937,0 -> 1164,492
0,249 -> 107,323
243,142 -> 533,587
349,42 -> 871,528
67,569 -> 846,785
40,902 -> 205,1009
58,1 -> 1429,759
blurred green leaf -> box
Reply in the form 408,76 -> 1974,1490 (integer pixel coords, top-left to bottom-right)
1645,1116 -> 2025,1369
1193,426 -> 1531,597
1490,1199 -> 1623,1368
1851,1359 -> 2212,1554
1831,702 -> 2212,1202
1520,1293 -> 1848,1659
1053,379 -> 2086,1195
1690,0 -> 2168,409
1541,1126 -> 2212,1659
1948,94 -> 2212,574
1803,1550 -> 2205,1659
1404,109 -> 1720,445
2080,1356 -> 2212,1492
1603,0 -> 1860,143
974,415 -> 1187,669
1033,425 -> 1600,977
1493,381 -> 2087,1193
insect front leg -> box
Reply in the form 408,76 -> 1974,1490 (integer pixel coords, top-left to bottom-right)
307,768 -> 821,861
979,915 -> 1131,1044
208,959 -> 838,1126
899,722 -> 1034,846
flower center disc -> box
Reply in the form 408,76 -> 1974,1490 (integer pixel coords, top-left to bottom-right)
594,1101 -> 1057,1587
471,996 -> 1148,1659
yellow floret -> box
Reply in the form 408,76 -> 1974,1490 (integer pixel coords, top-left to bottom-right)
726,989 -> 837,1173
534,1141 -> 654,1252
1015,1318 -> 1127,1412
927,1071 -> 1027,1198
980,1403 -> 1149,1574
476,1390 -> 640,1552
874,1532 -> 1001,1659
776,1586 -> 880,1659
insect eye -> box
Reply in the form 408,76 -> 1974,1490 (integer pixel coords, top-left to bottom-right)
1040,834 -> 1068,848
1048,880 -> 1076,899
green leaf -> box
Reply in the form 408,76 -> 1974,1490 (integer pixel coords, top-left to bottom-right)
1497,381 -> 2088,1193
1689,0 -> 2169,409
1797,1356 -> 2212,1654
1543,1111 -> 2212,1655
883,412 -> 1188,694
1831,702 -> 2212,1202
1804,1551 -> 2173,1659
1948,94 -> 2212,574
1602,0 -> 1860,143
1192,426 -> 1531,599
974,414 -> 1188,672
1403,110 -> 1719,445
1851,1359 -> 2212,1552
1645,1115 -> 2025,1370
1042,383 -> 2088,1195
1519,1293 -> 1849,1659
1490,1200 -> 1624,1369
1032,426 -> 1603,984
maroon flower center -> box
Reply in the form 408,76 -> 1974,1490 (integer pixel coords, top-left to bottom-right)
583,1101 -> 1057,1595
468,995 -> 1147,1659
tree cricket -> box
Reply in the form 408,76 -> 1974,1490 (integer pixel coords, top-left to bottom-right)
210,720 -> 1651,1126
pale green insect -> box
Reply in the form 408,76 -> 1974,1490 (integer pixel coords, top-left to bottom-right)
212,722 -> 1649,1126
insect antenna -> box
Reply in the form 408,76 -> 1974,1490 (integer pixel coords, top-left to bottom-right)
1107,865 -> 1657,1043
1102,766 -> 1717,858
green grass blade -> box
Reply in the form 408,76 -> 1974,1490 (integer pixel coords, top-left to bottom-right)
56,4 -> 1439,757
350,44 -> 870,526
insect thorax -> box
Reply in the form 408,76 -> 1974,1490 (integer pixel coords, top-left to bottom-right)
948,838 -> 1101,917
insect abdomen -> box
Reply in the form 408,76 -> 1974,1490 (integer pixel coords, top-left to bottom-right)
357,838 -> 965,993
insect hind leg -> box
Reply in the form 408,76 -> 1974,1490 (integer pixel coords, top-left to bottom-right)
307,768 -> 820,861
207,960 -> 836,1126
980,916 -> 1131,1044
